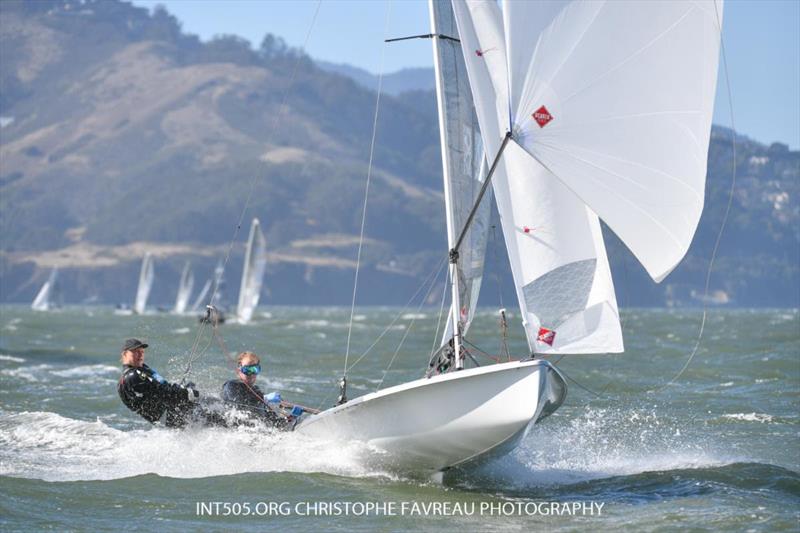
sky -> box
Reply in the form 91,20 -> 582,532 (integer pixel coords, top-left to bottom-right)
132,0 -> 800,149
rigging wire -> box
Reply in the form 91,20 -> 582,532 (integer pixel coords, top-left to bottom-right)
346,257 -> 446,374
344,0 -> 393,377
315,257 -> 447,410
428,263 -> 450,362
376,260 -> 446,391
179,1 -> 323,382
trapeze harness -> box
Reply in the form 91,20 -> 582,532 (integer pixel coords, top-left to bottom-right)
221,380 -> 292,430
118,364 -> 225,428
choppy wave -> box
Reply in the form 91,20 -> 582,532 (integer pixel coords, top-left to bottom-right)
722,413 -> 775,423
0,354 -> 26,363
0,411 -> 394,482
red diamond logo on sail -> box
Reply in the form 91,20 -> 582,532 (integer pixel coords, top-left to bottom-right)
537,327 -> 556,346
532,105 -> 553,128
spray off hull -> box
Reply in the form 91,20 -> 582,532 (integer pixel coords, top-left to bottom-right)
295,359 -> 566,474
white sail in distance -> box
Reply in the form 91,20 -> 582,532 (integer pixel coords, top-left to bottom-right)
172,261 -> 194,314
430,0 -> 492,348
453,0 -> 623,354
31,268 -> 59,311
190,279 -> 212,314
500,0 -> 723,282
133,253 -> 155,315
236,218 -> 268,324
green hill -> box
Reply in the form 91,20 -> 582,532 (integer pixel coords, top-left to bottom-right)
1,0 -> 797,307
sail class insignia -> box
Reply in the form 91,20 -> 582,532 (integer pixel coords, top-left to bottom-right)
532,105 -> 553,128
537,327 -> 556,346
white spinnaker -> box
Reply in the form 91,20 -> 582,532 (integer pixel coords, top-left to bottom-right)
453,0 -> 622,354
31,268 -> 58,311
236,218 -> 268,324
173,261 -> 194,314
430,0 -> 491,346
133,253 -> 154,315
502,0 -> 723,282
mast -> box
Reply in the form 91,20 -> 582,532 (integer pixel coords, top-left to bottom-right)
429,0 -> 464,369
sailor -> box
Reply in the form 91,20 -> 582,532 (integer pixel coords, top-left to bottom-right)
221,351 -> 301,429
117,338 -> 225,428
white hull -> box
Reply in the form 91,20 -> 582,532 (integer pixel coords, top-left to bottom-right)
295,359 -> 566,474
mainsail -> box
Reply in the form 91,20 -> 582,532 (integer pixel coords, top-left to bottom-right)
453,0 -> 623,354
236,218 -> 268,324
429,0 -> 491,350
133,253 -> 155,315
31,268 -> 59,311
172,261 -> 194,314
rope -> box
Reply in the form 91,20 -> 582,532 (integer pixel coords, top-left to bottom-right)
346,257 -> 446,374
180,0 -> 323,382
428,262 -> 450,362
344,0 -> 392,376
315,257 -> 446,410
376,259 -> 445,391
652,2 -> 736,392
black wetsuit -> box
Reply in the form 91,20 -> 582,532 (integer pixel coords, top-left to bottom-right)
221,380 -> 288,429
118,364 -> 226,428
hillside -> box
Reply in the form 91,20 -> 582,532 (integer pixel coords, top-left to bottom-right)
0,0 -> 798,307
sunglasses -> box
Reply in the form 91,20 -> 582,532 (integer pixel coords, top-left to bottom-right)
239,364 -> 261,376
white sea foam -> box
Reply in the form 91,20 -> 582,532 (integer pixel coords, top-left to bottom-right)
0,364 -> 54,382
171,327 -> 191,334
0,411 -> 392,482
50,364 -> 119,378
401,313 -> 427,320
722,413 -> 774,423
0,354 -> 26,363
458,406 -> 734,487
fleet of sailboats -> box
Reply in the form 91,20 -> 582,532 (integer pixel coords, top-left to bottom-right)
296,0 -> 723,475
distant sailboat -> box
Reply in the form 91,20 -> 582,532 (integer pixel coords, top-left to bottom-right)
31,268 -> 59,311
172,261 -> 194,314
133,253 -> 155,315
235,218 -> 268,324
190,279 -> 212,314
198,259 -> 227,323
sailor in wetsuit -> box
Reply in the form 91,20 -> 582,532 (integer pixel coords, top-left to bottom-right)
117,338 -> 225,428
221,351 -> 300,430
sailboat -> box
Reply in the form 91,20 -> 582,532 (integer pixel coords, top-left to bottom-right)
133,252 -> 155,315
31,268 -> 59,311
298,0 -> 723,476
172,261 -> 194,315
198,259 -> 227,323
190,279 -> 212,315
235,218 -> 268,324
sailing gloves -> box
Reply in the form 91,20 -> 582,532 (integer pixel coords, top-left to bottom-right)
265,392 -> 281,403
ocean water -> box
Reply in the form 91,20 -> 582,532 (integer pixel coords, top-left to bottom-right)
0,306 -> 798,531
